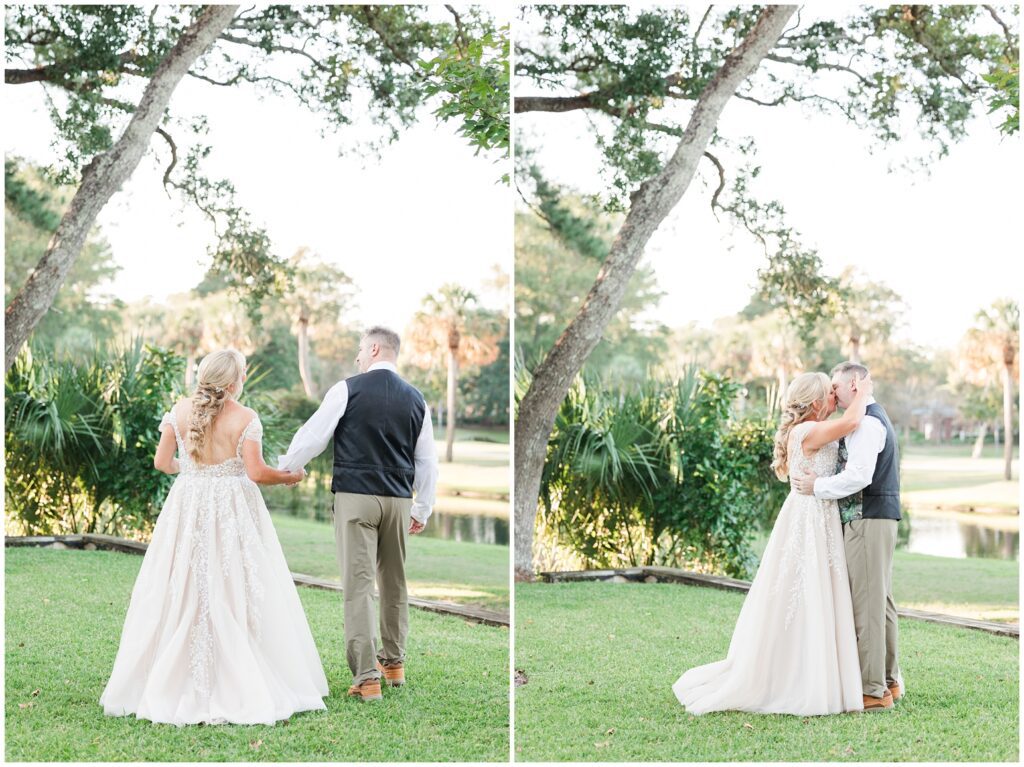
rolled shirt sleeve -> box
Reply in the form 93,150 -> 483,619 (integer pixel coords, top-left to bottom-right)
813,415 -> 887,500
277,381 -> 348,472
411,404 -> 439,525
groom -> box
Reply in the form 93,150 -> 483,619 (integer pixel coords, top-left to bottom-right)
278,326 -> 438,702
792,361 -> 902,712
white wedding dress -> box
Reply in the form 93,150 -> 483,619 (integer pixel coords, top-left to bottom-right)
100,409 -> 328,725
672,421 -> 863,715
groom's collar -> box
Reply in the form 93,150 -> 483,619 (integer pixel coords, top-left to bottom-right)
367,361 -> 399,374
867,396 -> 877,406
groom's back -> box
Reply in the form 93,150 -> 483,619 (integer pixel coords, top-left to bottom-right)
331,369 -> 427,498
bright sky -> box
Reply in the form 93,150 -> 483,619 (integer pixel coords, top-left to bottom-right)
515,15 -> 1022,351
6,37 -> 511,333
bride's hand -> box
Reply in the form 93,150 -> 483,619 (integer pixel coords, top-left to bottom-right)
285,468 -> 305,486
853,373 -> 873,400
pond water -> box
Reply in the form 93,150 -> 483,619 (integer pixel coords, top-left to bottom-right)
271,499 -> 509,546
417,511 -> 509,546
900,513 -> 1019,561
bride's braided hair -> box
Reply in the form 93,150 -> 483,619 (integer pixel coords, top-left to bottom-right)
187,349 -> 246,462
771,372 -> 831,481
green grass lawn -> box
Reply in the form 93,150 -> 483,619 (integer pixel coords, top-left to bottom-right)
901,444 -> 1018,511
748,534 -> 1018,623
514,582 -> 1018,762
5,547 -> 509,762
892,550 -> 1019,622
434,430 -> 510,499
272,513 -> 509,611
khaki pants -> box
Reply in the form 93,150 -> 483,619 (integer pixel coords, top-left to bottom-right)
333,492 -> 411,684
844,518 -> 900,698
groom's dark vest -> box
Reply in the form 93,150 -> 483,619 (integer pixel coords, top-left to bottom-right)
861,402 -> 901,521
331,369 -> 427,498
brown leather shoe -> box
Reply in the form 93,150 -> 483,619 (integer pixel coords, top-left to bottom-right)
376,660 -> 405,687
347,679 -> 382,702
862,690 -> 894,712
887,680 -> 903,701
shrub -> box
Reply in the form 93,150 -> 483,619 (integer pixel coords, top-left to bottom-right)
4,342 -> 301,536
540,368 -> 782,578
5,340 -> 182,536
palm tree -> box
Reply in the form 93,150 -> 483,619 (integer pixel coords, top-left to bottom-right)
282,248 -> 354,399
406,284 -> 501,462
970,299 -> 1019,480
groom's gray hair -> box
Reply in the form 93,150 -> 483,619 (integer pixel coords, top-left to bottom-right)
363,326 -> 401,355
830,361 -> 869,380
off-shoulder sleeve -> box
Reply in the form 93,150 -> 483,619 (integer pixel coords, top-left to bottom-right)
240,414 -> 263,444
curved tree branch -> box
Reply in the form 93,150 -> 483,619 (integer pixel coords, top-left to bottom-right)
983,4 -> 1018,55
444,4 -> 469,56
5,50 -> 142,85
515,93 -> 610,113
703,150 -> 726,219
764,53 -> 872,86
154,127 -> 178,194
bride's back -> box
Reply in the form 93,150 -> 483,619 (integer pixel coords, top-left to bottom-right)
173,398 -> 255,465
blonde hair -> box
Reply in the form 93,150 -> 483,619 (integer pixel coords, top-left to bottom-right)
187,349 -> 246,461
771,372 -> 831,480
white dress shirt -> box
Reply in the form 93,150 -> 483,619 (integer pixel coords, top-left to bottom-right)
813,397 -> 887,500
277,361 -> 439,524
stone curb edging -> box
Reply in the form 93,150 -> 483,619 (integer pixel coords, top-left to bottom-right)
539,566 -> 1020,639
5,534 -> 510,628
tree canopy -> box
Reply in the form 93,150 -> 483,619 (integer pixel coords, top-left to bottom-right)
5,4 -> 509,366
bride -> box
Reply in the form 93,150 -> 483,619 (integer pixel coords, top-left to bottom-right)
672,371 -> 872,716
100,349 -> 328,725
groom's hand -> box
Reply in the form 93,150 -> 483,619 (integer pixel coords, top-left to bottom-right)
792,470 -> 818,495
408,519 -> 425,535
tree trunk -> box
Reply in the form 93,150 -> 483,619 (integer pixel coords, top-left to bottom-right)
972,421 -> 987,459
185,351 -> 197,388
4,5 -> 239,372
776,367 -> 788,412
446,343 -> 459,463
512,5 -> 797,578
848,335 -> 862,364
1001,359 -> 1014,480
297,317 -> 317,399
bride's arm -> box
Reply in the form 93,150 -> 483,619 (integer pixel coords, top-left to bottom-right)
803,374 -> 872,452
241,438 -> 305,485
153,425 -> 179,474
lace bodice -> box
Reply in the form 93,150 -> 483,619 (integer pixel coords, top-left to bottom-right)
159,409 -> 263,479
787,421 -> 838,486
